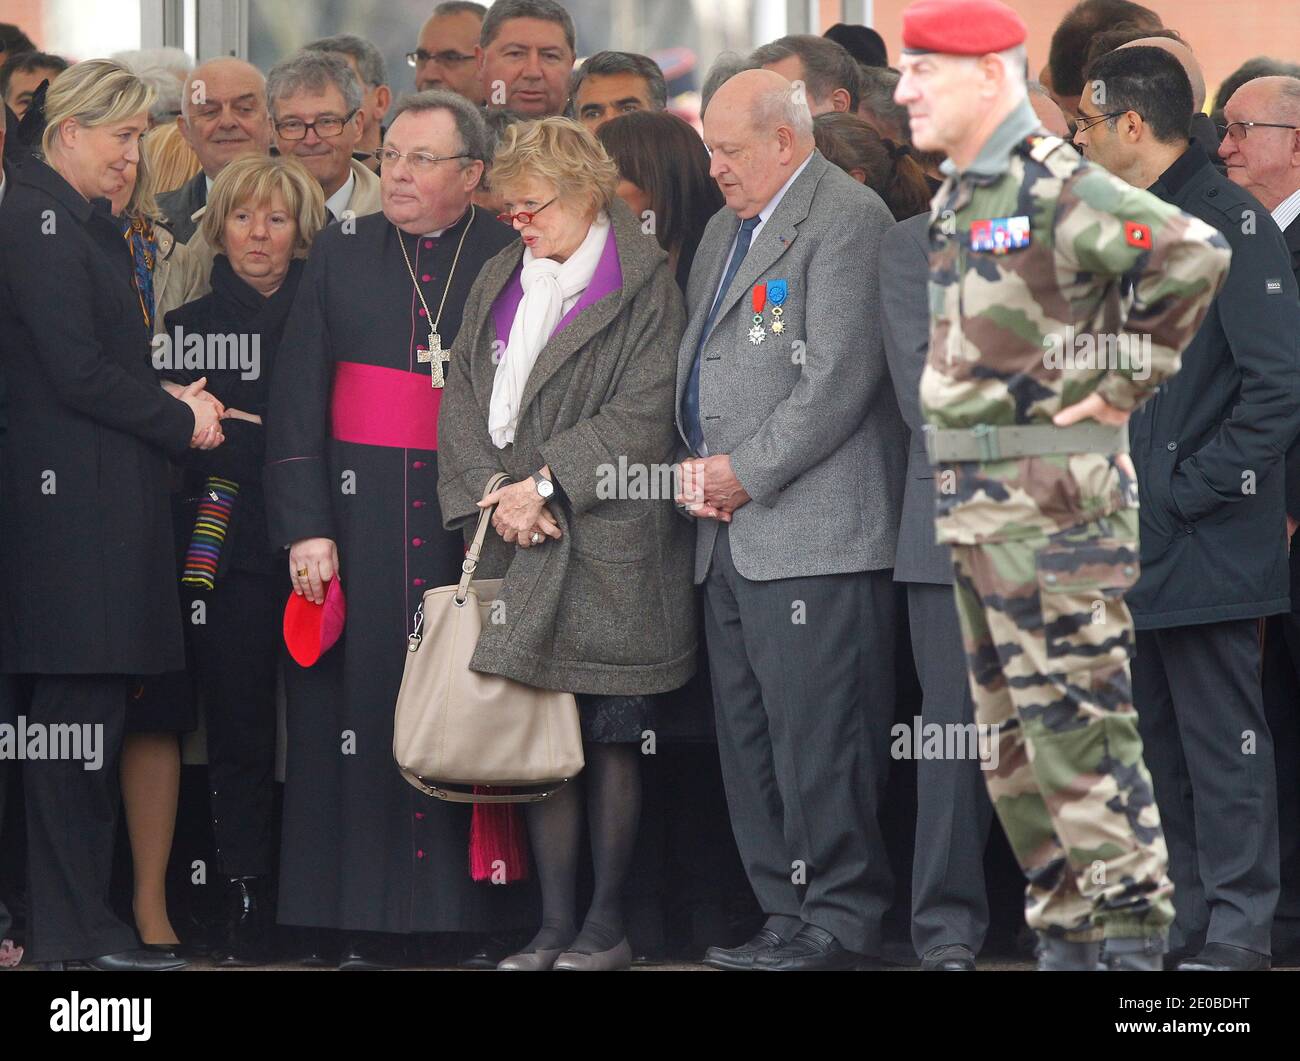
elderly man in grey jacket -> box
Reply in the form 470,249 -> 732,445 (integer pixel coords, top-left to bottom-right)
676,68 -> 906,971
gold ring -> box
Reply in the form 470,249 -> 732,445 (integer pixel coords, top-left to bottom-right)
297,567 -> 309,577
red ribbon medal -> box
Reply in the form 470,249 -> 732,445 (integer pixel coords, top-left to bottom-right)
748,283 -> 767,344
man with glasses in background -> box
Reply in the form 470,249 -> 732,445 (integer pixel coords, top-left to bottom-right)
410,2 -> 486,105
268,51 -> 382,224
1076,46 -> 1300,971
1219,74 -> 1300,965
305,35 -> 393,174
161,57 -> 273,243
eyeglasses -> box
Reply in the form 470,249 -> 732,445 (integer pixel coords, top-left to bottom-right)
274,109 -> 359,140
406,49 -> 476,68
1218,120 -> 1300,142
1073,111 -> 1127,134
496,198 -> 557,225
373,147 -> 470,169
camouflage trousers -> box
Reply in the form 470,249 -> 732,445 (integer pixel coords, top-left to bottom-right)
949,507 -> 1175,941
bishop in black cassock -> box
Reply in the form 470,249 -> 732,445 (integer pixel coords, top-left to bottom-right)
265,129 -> 532,938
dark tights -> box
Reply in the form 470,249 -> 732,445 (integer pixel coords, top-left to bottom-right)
523,743 -> 641,954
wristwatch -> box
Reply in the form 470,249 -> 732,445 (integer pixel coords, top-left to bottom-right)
531,471 -> 555,500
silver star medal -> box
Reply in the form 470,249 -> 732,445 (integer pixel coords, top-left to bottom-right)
748,315 -> 766,345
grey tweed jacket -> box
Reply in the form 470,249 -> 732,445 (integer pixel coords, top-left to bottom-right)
676,149 -> 906,584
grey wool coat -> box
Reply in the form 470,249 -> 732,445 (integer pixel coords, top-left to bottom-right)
437,198 -> 698,696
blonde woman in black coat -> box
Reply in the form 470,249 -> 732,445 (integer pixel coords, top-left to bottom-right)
0,59 -> 221,971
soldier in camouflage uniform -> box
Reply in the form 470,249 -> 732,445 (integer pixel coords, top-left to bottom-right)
895,0 -> 1232,970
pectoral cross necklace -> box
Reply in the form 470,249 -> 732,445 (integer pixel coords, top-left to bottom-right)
397,208 -> 474,387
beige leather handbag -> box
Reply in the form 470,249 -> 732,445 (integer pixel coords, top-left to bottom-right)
393,473 -> 584,803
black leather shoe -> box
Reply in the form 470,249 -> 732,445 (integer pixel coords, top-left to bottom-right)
1177,943 -> 1270,971
73,949 -> 189,971
458,934 -> 514,969
703,927 -> 789,971
921,943 -> 976,971
213,877 -> 273,966
753,925 -> 866,972
339,933 -> 405,970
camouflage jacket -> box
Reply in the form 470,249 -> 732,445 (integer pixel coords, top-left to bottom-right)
920,100 -> 1231,544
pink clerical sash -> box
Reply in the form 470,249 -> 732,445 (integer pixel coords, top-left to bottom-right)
330,361 -> 441,450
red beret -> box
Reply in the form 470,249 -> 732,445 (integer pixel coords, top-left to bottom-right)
902,0 -> 1028,56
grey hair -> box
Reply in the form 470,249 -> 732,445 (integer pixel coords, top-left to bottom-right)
391,89 -> 490,166
111,47 -> 193,123
1256,75 -> 1300,125
750,34 -> 862,111
136,67 -> 185,123
267,51 -> 362,117
480,105 -> 524,155
857,65 -> 909,140
701,50 -> 749,116
570,50 -> 667,110
434,0 -> 487,16
480,0 -> 575,54
752,79 -> 813,140
303,34 -> 388,88
111,47 -> 193,82
998,44 -> 1029,86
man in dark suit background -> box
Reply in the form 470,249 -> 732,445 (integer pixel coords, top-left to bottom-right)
0,100 -> 20,968
880,213 -> 994,972
1219,73 -> 1300,962
1076,47 -> 1300,971
157,57 -> 271,242
676,68 -> 905,971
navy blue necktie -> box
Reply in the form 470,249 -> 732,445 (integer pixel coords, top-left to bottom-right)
683,215 -> 761,454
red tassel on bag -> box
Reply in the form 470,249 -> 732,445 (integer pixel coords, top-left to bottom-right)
469,791 -> 530,882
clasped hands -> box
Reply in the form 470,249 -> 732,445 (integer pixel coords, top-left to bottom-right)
673,455 -> 750,521
163,377 -> 263,450
479,472 -> 562,549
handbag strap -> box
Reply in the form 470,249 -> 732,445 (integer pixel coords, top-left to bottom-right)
455,472 -> 512,605
400,767 -> 570,803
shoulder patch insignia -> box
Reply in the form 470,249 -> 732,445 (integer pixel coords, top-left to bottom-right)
1028,135 -> 1066,163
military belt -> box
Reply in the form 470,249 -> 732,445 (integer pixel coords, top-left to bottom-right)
923,422 -> 1129,463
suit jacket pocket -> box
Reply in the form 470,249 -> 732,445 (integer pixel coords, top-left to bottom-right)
1035,537 -> 1139,675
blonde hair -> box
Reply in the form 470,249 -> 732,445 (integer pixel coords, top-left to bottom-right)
41,59 -> 160,218
200,155 -> 326,256
491,116 -> 619,214
144,119 -> 201,196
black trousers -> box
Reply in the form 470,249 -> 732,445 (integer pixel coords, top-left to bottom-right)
186,570 -> 281,878
0,673 -> 16,943
23,674 -> 137,962
1134,620 -> 1279,955
1262,611 -> 1300,953
906,581 -> 993,957
703,526 -> 896,955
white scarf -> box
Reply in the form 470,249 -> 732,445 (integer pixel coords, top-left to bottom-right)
488,213 -> 610,448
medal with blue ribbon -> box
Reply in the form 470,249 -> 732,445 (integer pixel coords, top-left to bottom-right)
767,279 -> 788,334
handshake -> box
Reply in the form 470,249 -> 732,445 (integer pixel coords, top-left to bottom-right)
162,377 -> 262,450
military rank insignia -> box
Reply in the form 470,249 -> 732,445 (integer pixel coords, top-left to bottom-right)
1125,221 -> 1153,249
970,215 -> 1031,254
